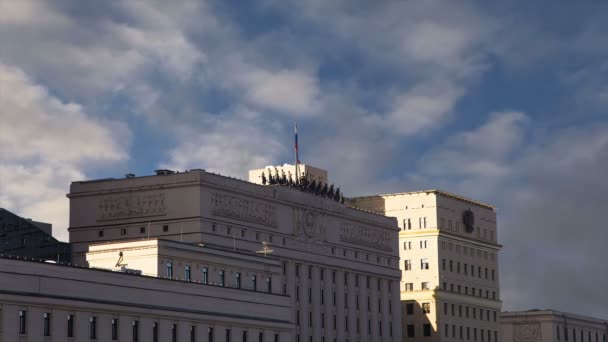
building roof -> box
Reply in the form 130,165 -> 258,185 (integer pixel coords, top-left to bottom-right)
354,189 -> 496,210
501,309 -> 608,323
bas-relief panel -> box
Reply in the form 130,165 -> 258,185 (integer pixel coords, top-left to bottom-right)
211,192 -> 278,227
514,323 -> 541,342
288,208 -> 331,254
339,223 -> 392,251
98,193 -> 166,220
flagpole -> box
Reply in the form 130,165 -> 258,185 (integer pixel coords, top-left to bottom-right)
294,122 -> 299,180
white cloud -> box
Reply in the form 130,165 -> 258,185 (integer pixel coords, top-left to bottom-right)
0,63 -> 130,241
237,68 -> 320,115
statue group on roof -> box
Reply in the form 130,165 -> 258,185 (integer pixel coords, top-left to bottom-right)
261,168 -> 345,204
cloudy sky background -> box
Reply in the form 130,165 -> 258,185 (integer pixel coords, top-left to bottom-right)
1,0 -> 608,318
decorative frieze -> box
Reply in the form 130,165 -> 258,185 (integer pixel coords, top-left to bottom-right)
98,193 -> 166,220
339,223 -> 392,251
211,193 -> 277,227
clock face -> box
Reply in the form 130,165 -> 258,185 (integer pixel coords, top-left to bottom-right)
462,209 -> 475,233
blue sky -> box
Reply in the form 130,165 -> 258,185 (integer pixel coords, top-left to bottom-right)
1,0 -> 608,318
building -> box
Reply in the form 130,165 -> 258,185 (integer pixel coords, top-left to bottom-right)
501,310 -> 608,342
351,190 -> 502,342
0,254 -> 291,341
0,208 -> 70,262
65,166 -> 402,342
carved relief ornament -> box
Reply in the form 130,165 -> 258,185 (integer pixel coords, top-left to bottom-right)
339,223 -> 392,251
514,323 -> 541,342
98,192 -> 167,220
211,193 -> 277,227
293,208 -> 326,242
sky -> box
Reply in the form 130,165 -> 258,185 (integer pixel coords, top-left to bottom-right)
1,0 -> 608,318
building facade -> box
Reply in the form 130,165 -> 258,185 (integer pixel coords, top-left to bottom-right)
67,167 -> 403,342
351,190 -> 502,342
501,310 -> 608,342
0,255 -> 291,341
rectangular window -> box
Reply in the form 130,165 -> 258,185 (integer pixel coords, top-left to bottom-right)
121,228 -> 127,235
405,283 -> 413,291
252,275 -> 257,291
422,302 -> 431,314
132,320 -> 139,342
404,260 -> 412,270
166,262 -> 173,278
450,260 -> 453,272
43,312 -> 51,336
90,316 -> 97,339
98,230 -> 104,237
67,314 -> 74,338
219,270 -> 225,286
235,272 -> 241,288
153,322 -> 159,342
191,326 -> 196,342
140,226 -> 146,234
407,325 -> 415,338
226,329 -> 231,342
421,258 -> 430,269
266,277 -> 272,293
421,282 -> 429,290
172,324 -> 177,342
423,217 -> 427,228
185,265 -> 191,282
163,224 -> 169,232
19,310 -> 26,335
464,263 -> 468,275
446,324 -> 450,337
209,327 -> 214,342
492,269 -> 495,280
444,302 -> 448,315
407,303 -> 414,315
112,318 -> 118,340
202,267 -> 208,284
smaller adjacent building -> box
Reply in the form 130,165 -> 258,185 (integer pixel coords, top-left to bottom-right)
501,310 -> 608,342
0,208 -> 70,262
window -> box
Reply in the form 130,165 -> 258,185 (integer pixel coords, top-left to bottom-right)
98,230 -> 104,237
404,218 -> 412,230
420,240 -> 428,248
492,269 -> 495,280
404,241 -> 412,250
166,262 -> 173,278
43,312 -> 51,336
202,267 -> 208,284
153,323 -> 159,342
259,332 -> 264,342
208,327 -> 214,342
442,259 -> 446,270
172,324 -> 177,342
226,329 -> 231,342
219,270 -> 225,286
407,325 -> 415,338
423,217 -> 427,228
163,225 -> 169,232
423,324 -> 432,337
308,265 -> 312,279
266,277 -> 272,293
185,265 -> 191,281
19,310 -> 26,335
464,264 -> 468,275
421,282 -> 429,290
422,302 -> 431,314
140,226 -> 146,234
90,316 -> 97,339
446,324 -> 450,337
112,318 -> 118,340
132,320 -> 139,342
191,326 -> 197,342
421,259 -> 429,270
450,260 -> 453,272
67,314 -> 74,337
235,272 -> 241,288
121,228 -> 127,235
404,283 -> 413,291
457,262 -> 461,273
255,232 -> 259,240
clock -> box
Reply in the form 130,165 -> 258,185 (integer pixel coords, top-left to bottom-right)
462,209 -> 475,233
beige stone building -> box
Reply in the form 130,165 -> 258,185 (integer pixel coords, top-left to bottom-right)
64,167 -> 402,342
501,310 -> 608,342
351,190 -> 502,342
